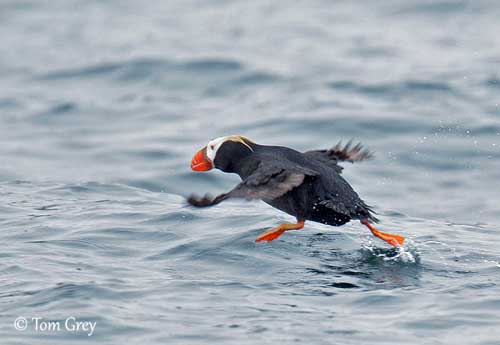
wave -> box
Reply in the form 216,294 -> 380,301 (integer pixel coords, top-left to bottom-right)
36,57 -> 280,87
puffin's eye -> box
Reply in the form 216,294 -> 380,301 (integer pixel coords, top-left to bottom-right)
210,144 -> 215,150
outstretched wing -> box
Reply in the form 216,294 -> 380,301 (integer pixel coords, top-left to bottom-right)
304,140 -> 373,172
187,162 -> 319,207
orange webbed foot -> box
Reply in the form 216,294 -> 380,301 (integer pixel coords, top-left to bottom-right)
255,228 -> 286,242
361,219 -> 405,247
255,220 -> 305,243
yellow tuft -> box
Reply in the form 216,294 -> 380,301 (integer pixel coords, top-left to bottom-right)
225,135 -> 254,152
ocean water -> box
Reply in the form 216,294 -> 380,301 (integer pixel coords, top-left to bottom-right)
1,0 -> 500,344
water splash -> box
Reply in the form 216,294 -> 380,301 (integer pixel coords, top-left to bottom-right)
361,240 -> 420,264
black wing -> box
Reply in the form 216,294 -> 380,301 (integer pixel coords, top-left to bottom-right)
304,140 -> 373,172
187,162 -> 319,207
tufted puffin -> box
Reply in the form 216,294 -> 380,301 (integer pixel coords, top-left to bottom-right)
187,135 -> 404,247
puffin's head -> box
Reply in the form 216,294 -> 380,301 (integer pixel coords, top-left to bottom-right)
191,135 -> 255,172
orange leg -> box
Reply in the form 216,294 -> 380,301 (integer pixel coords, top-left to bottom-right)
255,220 -> 305,242
361,219 -> 405,247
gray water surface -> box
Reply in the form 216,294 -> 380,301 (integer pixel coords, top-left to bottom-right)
1,1 -> 500,344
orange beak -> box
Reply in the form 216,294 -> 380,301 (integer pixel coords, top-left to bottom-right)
191,147 -> 213,171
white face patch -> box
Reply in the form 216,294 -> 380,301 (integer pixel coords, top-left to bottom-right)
206,136 -> 229,163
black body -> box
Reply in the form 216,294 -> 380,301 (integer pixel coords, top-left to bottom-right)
211,140 -> 377,226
